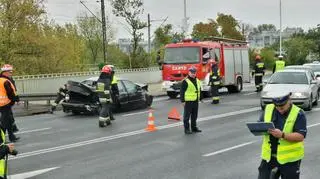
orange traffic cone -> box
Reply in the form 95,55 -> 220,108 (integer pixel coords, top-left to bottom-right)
168,107 -> 181,121
145,109 -> 157,132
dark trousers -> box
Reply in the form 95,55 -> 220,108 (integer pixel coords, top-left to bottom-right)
183,101 -> 199,130
258,158 -> 301,179
0,107 -> 17,141
211,83 -> 220,103
255,76 -> 263,91
99,102 -> 112,121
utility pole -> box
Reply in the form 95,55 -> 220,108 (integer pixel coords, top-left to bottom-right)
100,0 -> 107,64
182,0 -> 188,36
147,14 -> 168,65
279,0 -> 282,57
148,13 -> 151,56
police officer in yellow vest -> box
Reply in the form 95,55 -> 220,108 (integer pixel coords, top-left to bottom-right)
273,55 -> 286,74
257,92 -> 307,179
0,126 -> 16,179
180,66 -> 202,134
0,64 -> 20,143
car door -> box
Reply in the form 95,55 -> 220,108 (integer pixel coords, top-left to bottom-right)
117,80 -> 129,107
122,80 -> 144,105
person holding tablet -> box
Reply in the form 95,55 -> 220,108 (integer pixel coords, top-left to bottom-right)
257,92 -> 307,179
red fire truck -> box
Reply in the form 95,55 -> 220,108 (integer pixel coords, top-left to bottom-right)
159,37 -> 250,98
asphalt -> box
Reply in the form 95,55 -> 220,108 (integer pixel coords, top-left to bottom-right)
8,81 -> 320,178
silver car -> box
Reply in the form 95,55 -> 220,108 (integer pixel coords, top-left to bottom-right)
303,62 -> 320,78
260,69 -> 319,111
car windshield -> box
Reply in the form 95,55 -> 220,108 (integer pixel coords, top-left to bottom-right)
269,72 -> 308,84
304,64 -> 320,72
163,47 -> 200,64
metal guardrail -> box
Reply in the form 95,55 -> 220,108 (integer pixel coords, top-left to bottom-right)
13,67 -> 160,80
19,93 -> 57,109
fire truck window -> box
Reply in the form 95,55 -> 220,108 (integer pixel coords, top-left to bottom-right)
163,47 -> 200,64
215,48 -> 220,62
202,48 -> 209,60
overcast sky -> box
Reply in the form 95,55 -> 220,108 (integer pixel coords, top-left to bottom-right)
45,0 -> 320,40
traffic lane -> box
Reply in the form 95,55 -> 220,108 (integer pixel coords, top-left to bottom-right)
9,109 -> 262,178
13,89 -> 261,154
9,107 -> 320,178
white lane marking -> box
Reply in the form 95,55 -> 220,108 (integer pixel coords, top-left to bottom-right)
10,107 -> 261,160
202,122 -> 320,157
122,111 -> 149,117
9,166 -> 60,179
14,128 -> 51,135
203,141 -> 256,157
244,92 -> 257,96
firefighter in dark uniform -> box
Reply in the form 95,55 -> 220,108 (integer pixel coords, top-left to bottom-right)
97,65 -> 119,127
252,55 -> 265,92
50,84 -> 68,113
257,92 -> 307,179
0,64 -> 20,142
273,55 -> 286,74
180,66 -> 202,134
210,60 -> 220,104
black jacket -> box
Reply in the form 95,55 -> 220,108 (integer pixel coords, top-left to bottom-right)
180,76 -> 202,102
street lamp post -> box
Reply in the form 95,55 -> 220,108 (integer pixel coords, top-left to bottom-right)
279,0 -> 282,57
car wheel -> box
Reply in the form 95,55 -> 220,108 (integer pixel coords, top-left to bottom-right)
167,91 -> 178,99
99,121 -> 105,128
72,110 -> 80,115
313,92 -> 319,106
305,96 -> 313,111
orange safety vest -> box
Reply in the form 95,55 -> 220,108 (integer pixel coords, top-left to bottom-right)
0,78 -> 16,107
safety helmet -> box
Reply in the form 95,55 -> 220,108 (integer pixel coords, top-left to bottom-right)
1,64 -> 13,72
255,55 -> 261,60
106,65 -> 115,72
101,65 -> 112,74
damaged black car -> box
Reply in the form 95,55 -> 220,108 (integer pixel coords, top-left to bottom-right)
61,77 -> 153,115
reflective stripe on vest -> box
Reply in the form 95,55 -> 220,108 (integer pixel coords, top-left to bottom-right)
256,62 -> 264,68
111,76 -> 118,85
0,78 -> 16,107
0,129 -> 6,177
261,104 -> 304,164
275,61 -> 285,72
184,78 -> 201,101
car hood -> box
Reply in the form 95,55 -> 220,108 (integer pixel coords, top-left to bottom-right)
67,80 -> 95,96
262,84 -> 309,97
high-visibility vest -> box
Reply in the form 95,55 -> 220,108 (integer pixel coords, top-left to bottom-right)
0,78 -> 16,107
275,60 -> 285,72
184,78 -> 201,101
261,104 -> 304,164
111,76 -> 118,85
0,129 -> 6,177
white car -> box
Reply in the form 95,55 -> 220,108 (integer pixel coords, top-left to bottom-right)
260,69 -> 319,111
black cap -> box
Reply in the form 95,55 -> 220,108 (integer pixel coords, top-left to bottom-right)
272,92 -> 291,106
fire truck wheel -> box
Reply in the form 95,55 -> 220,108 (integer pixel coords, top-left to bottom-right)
167,92 -> 178,99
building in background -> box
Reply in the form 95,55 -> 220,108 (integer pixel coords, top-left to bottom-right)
117,38 -> 152,54
248,27 -> 303,49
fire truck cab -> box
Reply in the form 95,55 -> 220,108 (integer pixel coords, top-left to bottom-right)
159,37 -> 250,99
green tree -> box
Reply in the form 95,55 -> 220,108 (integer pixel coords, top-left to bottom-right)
253,24 -> 277,33
216,13 -> 243,40
283,37 -> 317,65
153,24 -> 174,49
111,0 -> 147,68
191,19 -> 219,40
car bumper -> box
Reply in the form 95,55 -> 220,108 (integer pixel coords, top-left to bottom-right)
260,97 -> 309,108
61,102 -> 100,113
